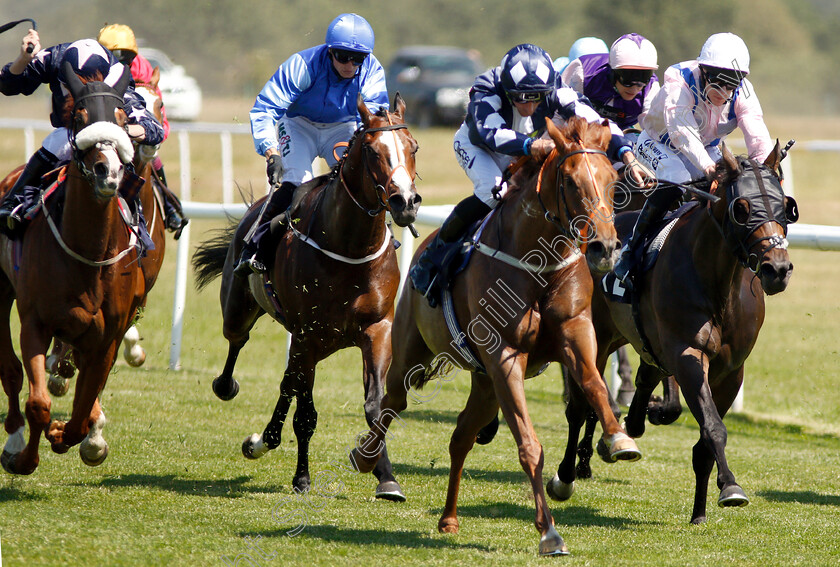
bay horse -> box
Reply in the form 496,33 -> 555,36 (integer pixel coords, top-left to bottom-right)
550,144 -> 798,524
351,116 -> 640,556
192,94 -> 420,499
0,62 -> 146,474
45,73 -> 168,396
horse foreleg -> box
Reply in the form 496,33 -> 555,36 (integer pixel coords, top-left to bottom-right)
360,319 -> 405,501
0,290 -> 25,472
438,371 -> 499,534
79,398 -> 108,466
47,341 -> 118,458
5,319 -> 53,475
351,304 -> 433,475
625,362 -> 665,438
548,372 -> 589,502
560,318 -> 640,463
615,345 -> 635,406
490,351 -> 567,556
674,351 -> 747,524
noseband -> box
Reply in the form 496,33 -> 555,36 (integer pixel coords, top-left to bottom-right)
536,147 -> 610,243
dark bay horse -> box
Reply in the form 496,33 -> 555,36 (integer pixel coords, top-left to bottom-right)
45,76 -> 168,395
0,63 -> 147,474
551,144 -> 798,524
192,94 -> 420,499
351,116 -> 640,556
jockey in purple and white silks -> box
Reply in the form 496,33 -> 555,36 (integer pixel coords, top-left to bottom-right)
236,12 -> 390,276
612,32 -> 773,285
561,33 -> 660,131
409,43 -> 648,304
0,32 -> 164,235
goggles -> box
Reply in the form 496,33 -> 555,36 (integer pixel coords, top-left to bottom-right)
331,48 -> 367,66
701,66 -> 744,91
613,69 -> 653,88
508,91 -> 547,104
111,49 -> 136,66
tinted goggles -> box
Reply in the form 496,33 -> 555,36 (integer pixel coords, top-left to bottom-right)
331,48 -> 367,66
508,91 -> 546,104
111,49 -> 136,66
613,69 -> 653,88
702,66 -> 744,91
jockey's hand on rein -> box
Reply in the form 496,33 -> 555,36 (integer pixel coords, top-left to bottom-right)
530,139 -> 555,160
266,154 -> 283,186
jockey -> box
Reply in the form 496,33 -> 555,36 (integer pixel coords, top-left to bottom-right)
409,43 -> 649,303
554,36 -> 609,74
0,29 -> 163,236
234,12 -> 389,277
98,23 -> 189,238
561,33 -> 660,131
613,32 -> 773,285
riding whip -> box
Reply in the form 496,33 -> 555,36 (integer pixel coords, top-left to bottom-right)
0,18 -> 38,53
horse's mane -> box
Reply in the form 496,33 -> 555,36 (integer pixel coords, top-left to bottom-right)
501,116 -> 612,203
60,71 -> 105,126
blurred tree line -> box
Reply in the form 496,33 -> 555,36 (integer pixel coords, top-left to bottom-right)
0,0 -> 837,115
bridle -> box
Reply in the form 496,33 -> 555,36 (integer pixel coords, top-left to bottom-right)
535,147 -> 611,246
336,119 -> 414,217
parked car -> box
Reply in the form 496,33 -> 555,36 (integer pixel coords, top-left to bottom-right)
386,46 -> 485,128
139,47 -> 202,121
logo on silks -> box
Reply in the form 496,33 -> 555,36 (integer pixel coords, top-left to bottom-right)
277,122 -> 292,157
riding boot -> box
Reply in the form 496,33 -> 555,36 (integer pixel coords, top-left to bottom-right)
409,194 -> 491,304
0,148 -> 58,237
155,163 -> 189,239
613,185 -> 683,284
234,181 -> 297,278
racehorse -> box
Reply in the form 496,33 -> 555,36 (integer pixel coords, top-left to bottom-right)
46,71 -> 168,395
351,116 -> 640,556
549,144 -> 798,524
0,63 -> 146,474
192,94 -> 421,500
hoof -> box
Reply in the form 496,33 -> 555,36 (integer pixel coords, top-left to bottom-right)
690,515 -> 707,525
624,415 -> 645,439
718,485 -> 749,508
124,345 -> 146,367
1,451 -> 36,475
575,460 -> 592,479
213,376 -> 239,401
293,475 -> 311,493
48,374 -> 71,397
601,432 -> 642,463
438,517 -> 459,534
538,525 -> 569,556
475,415 -> 499,445
80,441 -> 109,466
242,433 -> 269,460
546,473 -> 574,501
375,480 -> 406,502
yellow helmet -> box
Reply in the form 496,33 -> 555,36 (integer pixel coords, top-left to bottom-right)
97,24 -> 138,56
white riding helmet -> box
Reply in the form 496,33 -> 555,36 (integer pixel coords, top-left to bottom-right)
698,33 -> 750,75
609,33 -> 658,70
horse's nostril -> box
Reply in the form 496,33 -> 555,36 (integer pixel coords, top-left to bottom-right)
94,162 -> 109,177
388,194 -> 407,211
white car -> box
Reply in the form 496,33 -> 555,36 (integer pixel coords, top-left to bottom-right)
139,47 -> 202,121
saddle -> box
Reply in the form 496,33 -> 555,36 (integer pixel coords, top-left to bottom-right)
601,201 -> 700,304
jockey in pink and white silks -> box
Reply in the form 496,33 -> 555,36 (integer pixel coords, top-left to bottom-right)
612,32 -> 773,285
235,13 -> 390,276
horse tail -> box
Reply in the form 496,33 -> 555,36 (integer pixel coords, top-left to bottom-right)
192,223 -> 237,291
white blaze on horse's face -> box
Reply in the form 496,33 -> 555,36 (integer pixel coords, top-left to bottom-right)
380,129 -> 414,203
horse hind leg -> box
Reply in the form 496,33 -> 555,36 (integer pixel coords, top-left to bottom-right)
214,272 -> 263,401
648,374 -> 682,426
624,362 -> 665,438
548,375 -> 590,502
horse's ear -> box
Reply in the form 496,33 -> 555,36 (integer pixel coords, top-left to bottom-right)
151,66 -> 160,90
393,92 -> 406,119
114,64 -> 131,95
62,60 -> 84,99
357,94 -> 373,126
721,143 -> 739,175
763,139 -> 783,178
545,117 -> 565,147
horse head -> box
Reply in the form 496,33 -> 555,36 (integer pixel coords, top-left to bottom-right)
355,93 -> 421,227
544,116 -> 619,273
713,143 -> 798,295
62,60 -> 134,200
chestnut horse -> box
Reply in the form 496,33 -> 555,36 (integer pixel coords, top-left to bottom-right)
550,144 -> 798,524
351,116 -> 640,556
0,63 -> 146,474
192,94 -> 420,500
45,74 -> 168,395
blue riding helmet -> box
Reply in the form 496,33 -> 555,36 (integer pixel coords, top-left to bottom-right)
500,44 -> 556,94
325,13 -> 375,54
